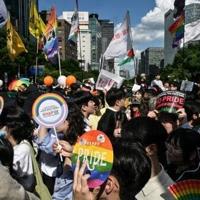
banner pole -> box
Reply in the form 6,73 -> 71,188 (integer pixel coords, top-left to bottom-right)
35,38 -> 39,83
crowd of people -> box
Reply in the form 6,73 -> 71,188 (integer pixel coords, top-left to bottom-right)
0,73 -> 200,200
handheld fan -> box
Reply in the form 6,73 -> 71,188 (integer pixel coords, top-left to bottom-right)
168,179 -> 200,200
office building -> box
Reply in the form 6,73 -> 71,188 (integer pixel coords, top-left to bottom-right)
140,47 -> 164,78
99,19 -> 114,55
99,19 -> 114,71
164,4 -> 200,66
185,3 -> 200,25
164,9 -> 178,66
62,11 -> 91,71
89,13 -> 101,71
57,19 -> 77,61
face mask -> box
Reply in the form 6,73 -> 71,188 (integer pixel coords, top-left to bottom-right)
0,130 -> 6,139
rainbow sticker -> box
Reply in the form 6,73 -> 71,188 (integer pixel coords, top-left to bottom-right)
72,130 -> 114,188
32,93 -> 68,128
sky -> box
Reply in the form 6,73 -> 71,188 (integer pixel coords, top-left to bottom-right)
39,0 -> 176,57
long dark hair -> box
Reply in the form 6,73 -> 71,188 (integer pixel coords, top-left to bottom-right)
0,106 -> 34,145
0,138 -> 14,174
64,103 -> 85,145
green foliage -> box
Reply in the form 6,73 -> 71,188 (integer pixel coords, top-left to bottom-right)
0,27 -> 99,82
161,43 -> 200,81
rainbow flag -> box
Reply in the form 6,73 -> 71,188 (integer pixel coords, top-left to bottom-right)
168,14 -> 184,33
43,6 -> 58,64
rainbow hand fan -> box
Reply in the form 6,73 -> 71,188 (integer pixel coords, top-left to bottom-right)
168,180 -> 200,200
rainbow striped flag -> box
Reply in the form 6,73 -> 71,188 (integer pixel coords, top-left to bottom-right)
169,13 -> 184,48
168,14 -> 184,33
43,6 -> 58,64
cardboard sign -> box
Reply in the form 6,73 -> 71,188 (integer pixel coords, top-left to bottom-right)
156,91 -> 185,113
72,130 -> 114,188
32,93 -> 68,128
96,69 -> 124,92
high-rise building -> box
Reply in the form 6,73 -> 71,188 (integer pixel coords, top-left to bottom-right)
62,11 -> 91,71
140,47 -> 164,78
5,0 -> 36,38
99,19 -> 114,55
57,19 -> 77,61
89,14 -> 101,71
185,3 -> 200,25
99,19 -> 114,71
164,4 -> 200,66
164,9 -> 178,67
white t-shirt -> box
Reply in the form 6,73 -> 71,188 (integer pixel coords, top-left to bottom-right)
13,140 -> 35,191
136,165 -> 174,200
151,79 -> 165,91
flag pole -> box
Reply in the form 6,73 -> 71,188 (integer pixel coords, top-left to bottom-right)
35,38 -> 39,83
76,0 -> 84,80
58,51 -> 62,76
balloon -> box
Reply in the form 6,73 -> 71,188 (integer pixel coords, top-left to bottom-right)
44,75 -> 54,86
57,75 -> 66,87
0,80 -> 3,87
66,75 -> 76,86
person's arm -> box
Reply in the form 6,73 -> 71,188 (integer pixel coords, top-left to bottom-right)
33,128 -> 56,155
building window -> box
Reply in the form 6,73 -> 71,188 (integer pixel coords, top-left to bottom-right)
58,22 -> 62,27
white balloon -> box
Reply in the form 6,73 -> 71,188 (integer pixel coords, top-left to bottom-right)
0,80 -> 3,87
57,75 -> 66,87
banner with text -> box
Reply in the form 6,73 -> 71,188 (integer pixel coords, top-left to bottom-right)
156,90 -> 185,113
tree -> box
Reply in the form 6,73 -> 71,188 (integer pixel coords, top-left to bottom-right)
161,43 -> 200,82
0,27 -> 99,83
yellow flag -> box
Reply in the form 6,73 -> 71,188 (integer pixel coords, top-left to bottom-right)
29,0 -> 46,38
6,19 -> 28,61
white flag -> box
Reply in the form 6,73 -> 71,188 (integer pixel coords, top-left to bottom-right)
103,11 -> 133,60
185,0 -> 200,43
0,0 -> 8,28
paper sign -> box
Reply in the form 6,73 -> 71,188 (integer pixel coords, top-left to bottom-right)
156,90 -> 185,113
180,80 -> 194,92
96,69 -> 124,91
32,93 -> 68,128
72,130 -> 114,188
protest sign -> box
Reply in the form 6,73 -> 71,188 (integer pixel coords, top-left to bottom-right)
32,93 -> 68,128
96,69 -> 124,91
72,130 -> 114,188
156,90 -> 185,113
180,80 -> 194,92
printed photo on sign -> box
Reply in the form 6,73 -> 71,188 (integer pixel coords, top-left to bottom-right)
72,130 -> 114,188
96,69 -> 124,91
